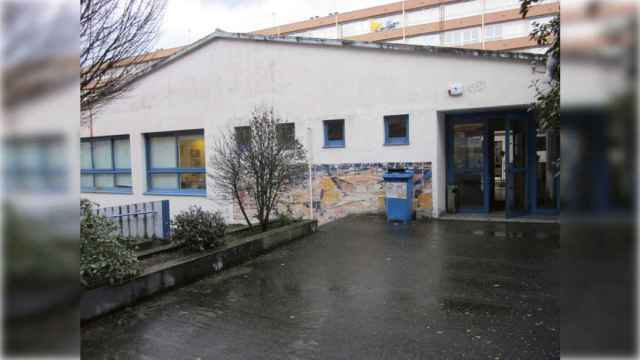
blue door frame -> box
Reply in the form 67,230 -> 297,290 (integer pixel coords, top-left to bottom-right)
446,111 -> 559,217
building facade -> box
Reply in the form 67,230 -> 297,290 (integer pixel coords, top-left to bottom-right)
254,0 -> 559,54
80,32 -> 556,225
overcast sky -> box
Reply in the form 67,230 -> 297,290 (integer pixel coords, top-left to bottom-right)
155,0 -> 392,49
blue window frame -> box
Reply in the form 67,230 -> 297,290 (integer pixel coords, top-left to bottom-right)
323,119 -> 345,148
81,135 -> 132,193
384,114 -> 409,145
145,129 -> 206,196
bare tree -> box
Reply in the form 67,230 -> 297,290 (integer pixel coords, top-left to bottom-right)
210,108 -> 307,231
81,0 -> 166,114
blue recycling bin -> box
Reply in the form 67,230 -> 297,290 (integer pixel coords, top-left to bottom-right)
383,170 -> 415,224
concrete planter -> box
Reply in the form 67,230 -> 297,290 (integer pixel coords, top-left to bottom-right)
81,220 -> 318,321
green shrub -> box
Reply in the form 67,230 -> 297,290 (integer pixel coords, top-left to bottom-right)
80,199 -> 141,288
172,206 -> 227,251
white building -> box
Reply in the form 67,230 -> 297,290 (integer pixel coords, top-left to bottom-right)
81,31 -> 553,225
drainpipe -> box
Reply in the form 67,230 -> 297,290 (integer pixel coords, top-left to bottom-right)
306,125 -> 314,220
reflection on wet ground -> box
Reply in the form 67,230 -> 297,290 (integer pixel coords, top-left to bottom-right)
82,215 -> 560,359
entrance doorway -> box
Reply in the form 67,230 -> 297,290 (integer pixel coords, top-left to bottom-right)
446,110 -> 558,217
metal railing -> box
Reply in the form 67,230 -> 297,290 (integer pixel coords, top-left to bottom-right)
95,200 -> 170,240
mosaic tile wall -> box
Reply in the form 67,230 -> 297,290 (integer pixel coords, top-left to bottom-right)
233,162 -> 432,226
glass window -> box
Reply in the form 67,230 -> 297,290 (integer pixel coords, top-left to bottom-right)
146,130 -> 206,195
445,0 -> 482,20
178,135 -> 205,168
384,115 -> 410,145
277,123 -> 296,148
113,139 -> 131,168
150,136 -> 176,168
324,120 -> 345,148
92,139 -> 112,169
341,19 -> 370,37
235,126 -> 251,148
406,7 -> 439,26
81,136 -> 132,193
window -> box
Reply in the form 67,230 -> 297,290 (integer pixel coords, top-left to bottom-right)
341,19 -> 370,37
484,23 -> 503,41
5,137 -> 67,192
146,130 -> 205,195
444,27 -> 480,46
384,115 -> 409,145
277,123 -> 296,148
81,136 -> 131,193
323,120 -> 345,148
406,7 -> 439,27
445,0 -> 482,20
235,126 -> 251,148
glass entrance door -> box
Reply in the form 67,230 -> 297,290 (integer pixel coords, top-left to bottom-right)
449,121 -> 489,212
505,117 -> 528,217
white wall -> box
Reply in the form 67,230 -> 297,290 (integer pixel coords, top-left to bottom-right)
81,37 -> 540,220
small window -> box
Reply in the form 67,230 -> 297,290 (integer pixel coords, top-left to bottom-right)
277,123 -> 296,148
323,120 -> 345,148
81,136 -> 132,193
234,126 -> 251,148
384,115 -> 409,145
146,130 -> 205,195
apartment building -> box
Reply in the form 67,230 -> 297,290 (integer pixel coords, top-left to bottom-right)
253,0 -> 559,53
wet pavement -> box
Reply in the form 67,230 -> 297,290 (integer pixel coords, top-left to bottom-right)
82,215 -> 560,359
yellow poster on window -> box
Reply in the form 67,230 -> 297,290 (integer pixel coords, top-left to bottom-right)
370,20 -> 381,32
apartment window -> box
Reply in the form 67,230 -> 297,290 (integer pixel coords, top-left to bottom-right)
235,126 -> 251,148
146,130 -> 205,195
323,120 -> 345,148
485,0 -> 520,12
384,115 -> 409,145
484,23 -> 503,41
410,34 -> 441,46
341,19 -> 369,37
81,136 -> 132,193
405,7 -> 439,27
277,123 -> 296,148
444,27 -> 480,46
445,0 -> 482,20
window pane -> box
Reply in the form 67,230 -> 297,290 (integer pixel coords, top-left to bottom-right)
387,116 -> 408,138
326,121 -> 344,141
81,174 -> 94,188
235,127 -> 251,147
277,123 -> 295,147
151,173 -> 178,189
150,136 -> 176,168
93,139 -> 112,169
113,139 -> 130,169
115,173 -> 132,188
180,173 -> 205,190
95,174 -> 114,189
178,135 -> 205,168
81,141 -> 92,169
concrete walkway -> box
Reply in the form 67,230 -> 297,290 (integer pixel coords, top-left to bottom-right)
82,215 -> 560,359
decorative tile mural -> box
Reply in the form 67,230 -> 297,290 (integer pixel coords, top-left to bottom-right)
233,162 -> 432,225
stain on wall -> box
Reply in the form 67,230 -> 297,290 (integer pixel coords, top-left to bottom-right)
233,162 -> 432,225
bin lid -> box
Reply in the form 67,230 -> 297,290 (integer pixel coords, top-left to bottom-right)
383,171 -> 414,180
